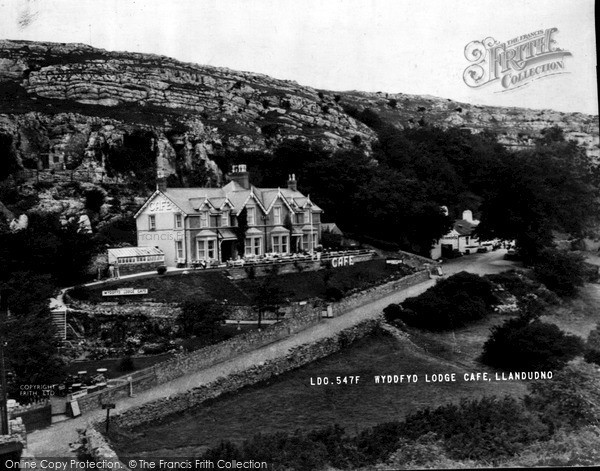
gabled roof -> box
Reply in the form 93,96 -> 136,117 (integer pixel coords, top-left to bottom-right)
453,219 -> 477,237
136,180 -> 322,218
133,190 -> 187,218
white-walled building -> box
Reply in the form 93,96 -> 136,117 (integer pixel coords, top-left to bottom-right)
135,165 -> 323,267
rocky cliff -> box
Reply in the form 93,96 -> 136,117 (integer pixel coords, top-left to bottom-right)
0,39 -> 598,220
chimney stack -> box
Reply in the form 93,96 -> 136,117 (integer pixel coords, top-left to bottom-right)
287,173 -> 297,192
230,164 -> 250,190
462,209 -> 473,223
156,169 -> 167,192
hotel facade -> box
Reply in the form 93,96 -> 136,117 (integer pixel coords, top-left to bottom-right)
135,165 -> 323,267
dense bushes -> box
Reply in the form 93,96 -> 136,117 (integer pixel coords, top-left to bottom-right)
199,396 -> 549,468
525,362 -> 600,429
532,248 -> 587,297
481,315 -> 584,371
584,323 -> 600,365
385,272 -> 496,331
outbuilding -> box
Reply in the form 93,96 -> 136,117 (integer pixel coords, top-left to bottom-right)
107,247 -> 165,277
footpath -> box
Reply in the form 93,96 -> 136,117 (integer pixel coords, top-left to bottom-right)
27,278 -> 436,458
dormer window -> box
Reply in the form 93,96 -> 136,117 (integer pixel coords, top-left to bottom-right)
221,211 -> 229,227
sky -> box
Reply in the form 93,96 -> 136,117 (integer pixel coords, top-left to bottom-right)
0,0 -> 597,114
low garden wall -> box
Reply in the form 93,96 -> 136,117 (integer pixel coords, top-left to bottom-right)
110,318 -> 380,429
331,270 -> 429,316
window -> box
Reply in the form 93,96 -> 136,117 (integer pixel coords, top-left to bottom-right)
176,240 -> 184,259
303,235 -> 309,252
174,213 -> 183,229
149,215 -> 156,231
245,237 -> 262,256
247,207 -> 255,226
197,239 -> 216,260
221,211 -> 229,227
274,206 -> 282,225
296,212 -> 304,224
200,212 -> 208,228
272,235 -> 288,254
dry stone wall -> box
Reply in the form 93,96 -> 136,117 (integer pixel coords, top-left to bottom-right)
112,318 -> 380,429
75,270 -> 428,413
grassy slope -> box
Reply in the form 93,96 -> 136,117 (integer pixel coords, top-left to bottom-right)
75,259 -> 412,305
112,314 -> 527,459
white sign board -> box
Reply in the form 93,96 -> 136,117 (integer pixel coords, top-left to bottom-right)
102,288 -> 149,297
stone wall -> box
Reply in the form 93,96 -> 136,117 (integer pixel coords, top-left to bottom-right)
331,270 -> 429,316
76,303 -> 323,413
111,318 -> 380,429
9,403 -> 51,432
75,269 -> 428,414
68,300 -> 180,319
80,427 -> 130,470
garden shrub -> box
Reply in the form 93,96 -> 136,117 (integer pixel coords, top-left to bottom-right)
481,316 -> 584,371
398,272 -> 496,330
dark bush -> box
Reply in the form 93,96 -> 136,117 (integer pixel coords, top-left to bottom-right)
326,286 -> 344,302
398,272 -> 496,330
156,265 -> 167,275
584,323 -> 600,366
84,188 -> 105,213
533,248 -> 586,297
481,316 -> 584,371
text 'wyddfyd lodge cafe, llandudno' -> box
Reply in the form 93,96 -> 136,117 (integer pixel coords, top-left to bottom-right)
133,165 -> 323,267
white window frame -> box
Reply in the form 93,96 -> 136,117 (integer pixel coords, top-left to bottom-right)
176,240 -> 184,259
245,236 -> 262,256
148,215 -> 156,231
200,211 -> 208,228
196,238 -> 217,260
272,235 -> 289,254
174,213 -> 183,229
247,207 -> 255,226
274,206 -> 282,225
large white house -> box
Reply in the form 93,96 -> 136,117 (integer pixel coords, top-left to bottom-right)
135,165 -> 323,267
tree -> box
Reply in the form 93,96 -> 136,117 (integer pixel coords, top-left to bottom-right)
476,130 -> 600,262
532,248 -> 586,297
481,315 -> 584,371
1,273 -> 65,403
252,267 -> 285,328
178,298 -> 226,341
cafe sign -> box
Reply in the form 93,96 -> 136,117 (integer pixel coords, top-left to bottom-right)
102,288 -> 148,297
330,255 -> 354,268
